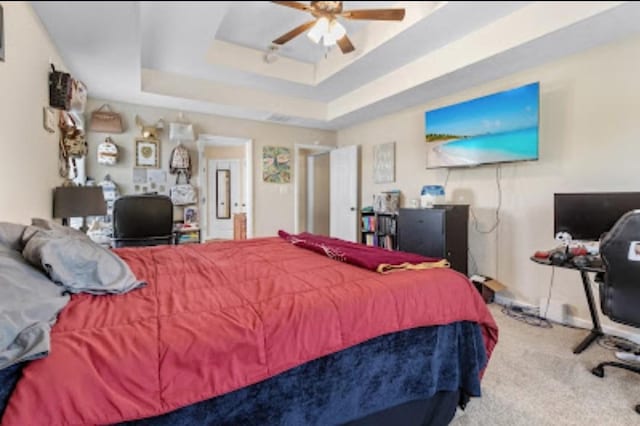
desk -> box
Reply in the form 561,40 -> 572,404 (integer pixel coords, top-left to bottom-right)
530,256 -> 605,354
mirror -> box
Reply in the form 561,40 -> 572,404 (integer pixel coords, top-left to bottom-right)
216,169 -> 231,219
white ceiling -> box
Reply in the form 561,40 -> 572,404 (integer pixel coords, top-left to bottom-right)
217,1 -> 397,64
31,1 -> 640,130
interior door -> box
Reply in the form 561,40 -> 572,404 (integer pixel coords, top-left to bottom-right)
209,159 -> 241,239
330,145 -> 359,241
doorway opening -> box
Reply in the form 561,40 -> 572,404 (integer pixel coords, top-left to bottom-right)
293,144 -> 333,235
197,135 -> 253,240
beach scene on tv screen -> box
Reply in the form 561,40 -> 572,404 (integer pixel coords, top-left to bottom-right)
425,82 -> 539,168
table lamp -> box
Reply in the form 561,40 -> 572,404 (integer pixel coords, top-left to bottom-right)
53,186 -> 107,232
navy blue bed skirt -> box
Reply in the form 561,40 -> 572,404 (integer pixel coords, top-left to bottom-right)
1,321 -> 487,425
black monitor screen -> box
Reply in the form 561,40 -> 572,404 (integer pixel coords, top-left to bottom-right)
554,192 -> 640,241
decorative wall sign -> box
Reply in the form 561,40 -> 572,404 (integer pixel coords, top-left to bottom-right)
373,142 -> 395,184
262,146 -> 291,183
135,138 -> 159,168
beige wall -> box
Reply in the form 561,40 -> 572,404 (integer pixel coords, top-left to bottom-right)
85,98 -> 336,236
296,149 -> 310,232
0,2 -> 67,223
337,35 -> 640,337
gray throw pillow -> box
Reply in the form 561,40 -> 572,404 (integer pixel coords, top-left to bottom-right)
22,227 -> 146,295
0,222 -> 27,252
31,218 -> 90,240
0,244 -> 70,370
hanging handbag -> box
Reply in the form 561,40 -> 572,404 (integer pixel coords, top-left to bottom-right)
48,64 -> 71,110
69,78 -> 88,113
59,111 -> 88,158
97,137 -> 119,166
170,184 -> 197,206
89,104 -> 124,133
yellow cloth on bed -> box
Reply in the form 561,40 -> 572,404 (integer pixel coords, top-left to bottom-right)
377,259 -> 450,274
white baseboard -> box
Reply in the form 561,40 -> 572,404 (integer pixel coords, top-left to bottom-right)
494,294 -> 640,345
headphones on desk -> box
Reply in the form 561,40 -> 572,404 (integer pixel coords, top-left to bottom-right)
550,251 -> 568,266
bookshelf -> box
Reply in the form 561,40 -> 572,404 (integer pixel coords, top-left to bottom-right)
361,212 -> 398,250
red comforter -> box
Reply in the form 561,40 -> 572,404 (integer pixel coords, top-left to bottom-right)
2,238 -> 498,425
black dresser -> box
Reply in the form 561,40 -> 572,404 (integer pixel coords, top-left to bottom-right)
397,205 -> 469,275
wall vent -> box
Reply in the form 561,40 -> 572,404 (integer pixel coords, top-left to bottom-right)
265,113 -> 294,123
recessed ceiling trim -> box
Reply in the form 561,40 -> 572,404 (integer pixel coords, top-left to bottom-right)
314,1 -> 445,83
207,40 -> 316,85
206,1 -> 444,87
141,68 -> 327,121
327,0 -> 626,120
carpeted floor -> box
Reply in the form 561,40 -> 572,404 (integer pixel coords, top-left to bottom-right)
451,304 -> 639,425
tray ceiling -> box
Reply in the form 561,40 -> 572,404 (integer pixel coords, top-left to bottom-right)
32,1 -> 640,130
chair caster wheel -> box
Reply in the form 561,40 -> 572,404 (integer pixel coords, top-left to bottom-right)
635,404 -> 640,415
591,366 -> 604,378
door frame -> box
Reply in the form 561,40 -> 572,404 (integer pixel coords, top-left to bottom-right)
197,135 -> 254,240
293,143 -> 334,234
208,158 -> 241,240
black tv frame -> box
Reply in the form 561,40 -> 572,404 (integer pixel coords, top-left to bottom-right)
554,192 -> 640,241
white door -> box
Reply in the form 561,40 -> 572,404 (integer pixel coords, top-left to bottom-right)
209,159 -> 241,239
330,145 -> 359,241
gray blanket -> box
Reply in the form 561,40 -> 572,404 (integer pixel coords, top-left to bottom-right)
0,244 -> 69,370
1,220 -> 145,370
21,225 -> 146,295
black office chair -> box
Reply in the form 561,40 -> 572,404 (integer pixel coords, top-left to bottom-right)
591,210 -> 640,414
112,194 -> 174,248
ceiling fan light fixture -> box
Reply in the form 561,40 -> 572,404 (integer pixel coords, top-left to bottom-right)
271,1 -> 405,54
307,17 -> 329,44
328,19 -> 346,40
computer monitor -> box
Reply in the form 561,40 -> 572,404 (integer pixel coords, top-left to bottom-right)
554,192 -> 640,241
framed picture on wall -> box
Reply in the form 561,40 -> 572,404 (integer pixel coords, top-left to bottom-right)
373,142 -> 396,184
184,206 -> 199,225
135,138 -> 159,168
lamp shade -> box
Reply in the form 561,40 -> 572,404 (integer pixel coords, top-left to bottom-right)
324,20 -> 346,46
307,17 -> 329,44
169,122 -> 195,142
53,186 -> 107,218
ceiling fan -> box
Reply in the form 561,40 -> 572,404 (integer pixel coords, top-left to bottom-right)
271,1 -> 406,54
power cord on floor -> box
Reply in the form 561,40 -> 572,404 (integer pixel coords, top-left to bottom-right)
597,335 -> 640,355
499,267 -> 556,329
500,303 -> 553,328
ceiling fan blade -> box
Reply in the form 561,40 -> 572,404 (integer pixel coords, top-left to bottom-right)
272,20 -> 317,45
341,9 -> 406,21
336,35 -> 355,54
271,1 -> 311,12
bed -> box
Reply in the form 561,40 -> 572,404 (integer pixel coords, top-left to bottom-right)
0,235 -> 497,425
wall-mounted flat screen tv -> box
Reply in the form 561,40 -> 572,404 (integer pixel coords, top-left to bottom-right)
425,82 -> 539,169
